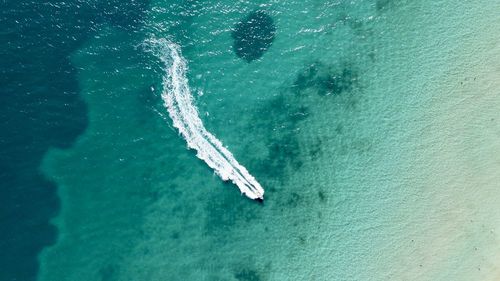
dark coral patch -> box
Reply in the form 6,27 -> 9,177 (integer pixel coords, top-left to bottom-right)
292,61 -> 358,96
234,268 -> 262,281
232,11 -> 276,62
203,187 -> 261,236
376,0 -> 392,11
247,95 -> 309,184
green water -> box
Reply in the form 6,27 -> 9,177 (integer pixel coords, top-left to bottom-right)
39,1 -> 500,280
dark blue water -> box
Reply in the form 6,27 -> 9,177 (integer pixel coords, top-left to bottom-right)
0,1 -> 149,280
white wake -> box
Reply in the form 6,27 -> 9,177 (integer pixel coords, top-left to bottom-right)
146,38 -> 264,201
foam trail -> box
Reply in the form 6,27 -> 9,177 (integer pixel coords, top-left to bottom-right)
146,38 -> 264,201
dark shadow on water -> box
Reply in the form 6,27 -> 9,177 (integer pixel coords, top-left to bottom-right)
0,1 -> 149,280
232,11 -> 276,62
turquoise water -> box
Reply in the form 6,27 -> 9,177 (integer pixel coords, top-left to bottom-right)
1,1 -> 139,279
3,0 -> 499,280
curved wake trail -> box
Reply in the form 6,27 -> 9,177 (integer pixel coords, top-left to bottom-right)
146,38 -> 264,201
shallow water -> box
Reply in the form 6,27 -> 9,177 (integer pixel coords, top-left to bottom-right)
3,0 -> 499,280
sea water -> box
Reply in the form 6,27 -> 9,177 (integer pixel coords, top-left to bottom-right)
29,0 -> 500,280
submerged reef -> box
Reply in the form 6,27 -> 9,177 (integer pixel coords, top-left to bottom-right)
232,11 -> 276,62
248,94 -> 309,184
234,268 -> 263,281
292,61 -> 358,96
375,0 -> 394,11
